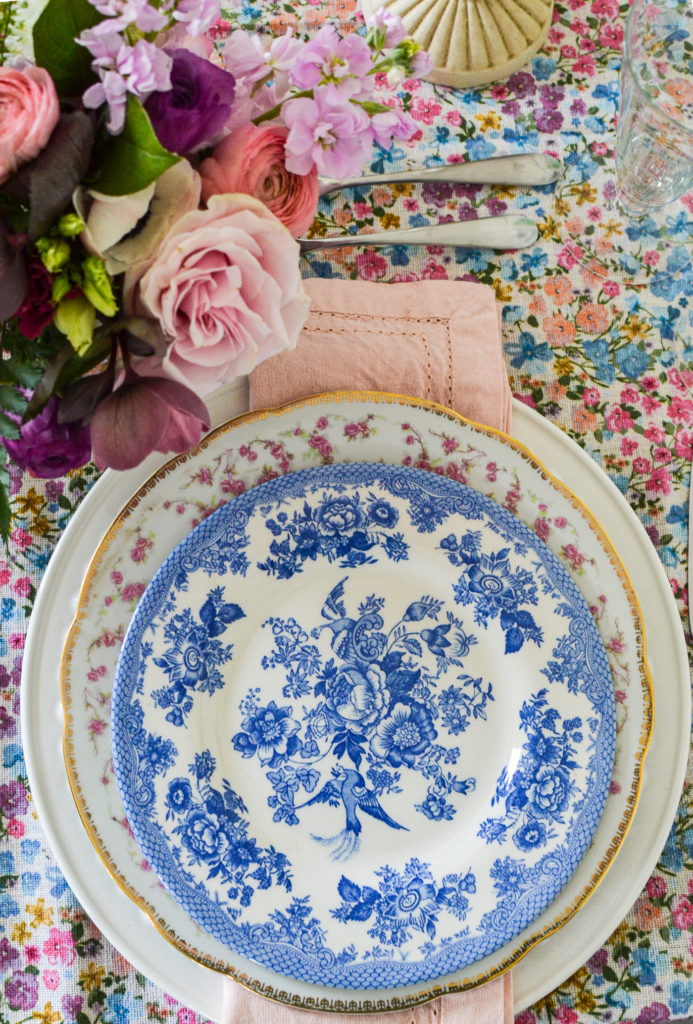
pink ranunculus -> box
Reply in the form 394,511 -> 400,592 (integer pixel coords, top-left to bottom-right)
200,124 -> 318,237
126,193 -> 309,394
0,66 -> 60,184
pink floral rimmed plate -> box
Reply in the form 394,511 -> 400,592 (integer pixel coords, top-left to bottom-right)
60,390 -> 652,1012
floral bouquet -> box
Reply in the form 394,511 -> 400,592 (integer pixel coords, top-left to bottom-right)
0,0 -> 430,539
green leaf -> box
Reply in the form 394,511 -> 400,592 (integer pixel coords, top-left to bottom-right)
0,386 -> 27,416
602,965 -> 618,983
33,0 -> 101,97
0,412 -> 20,440
88,97 -> 179,197
0,357 -> 42,389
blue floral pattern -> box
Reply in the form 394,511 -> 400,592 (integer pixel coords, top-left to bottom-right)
111,463 -> 616,989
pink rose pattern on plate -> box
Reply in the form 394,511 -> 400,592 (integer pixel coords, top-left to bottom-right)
1,0 -> 693,1020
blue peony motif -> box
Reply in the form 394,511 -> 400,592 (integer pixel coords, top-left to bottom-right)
529,763 -> 572,817
165,778 -> 193,816
181,809 -> 226,862
325,663 -> 388,733
316,495 -> 365,536
370,702 -> 437,768
233,700 -> 301,766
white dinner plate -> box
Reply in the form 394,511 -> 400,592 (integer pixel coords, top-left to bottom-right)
21,384 -> 689,1017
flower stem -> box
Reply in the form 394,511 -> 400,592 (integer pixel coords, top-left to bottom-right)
252,90 -> 313,125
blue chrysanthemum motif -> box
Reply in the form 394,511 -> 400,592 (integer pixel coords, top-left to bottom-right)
112,463 -> 616,990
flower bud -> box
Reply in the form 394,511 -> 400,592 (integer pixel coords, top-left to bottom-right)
36,236 -> 70,273
58,214 -> 86,238
81,255 -> 118,318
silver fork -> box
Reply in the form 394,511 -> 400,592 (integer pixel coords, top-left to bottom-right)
299,214 -> 538,254
317,153 -> 561,197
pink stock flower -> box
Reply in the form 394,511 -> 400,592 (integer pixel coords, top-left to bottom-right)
200,124 -> 319,236
283,93 -> 371,178
0,66 -> 60,184
289,23 -> 374,99
90,370 -> 211,471
126,193 -> 309,394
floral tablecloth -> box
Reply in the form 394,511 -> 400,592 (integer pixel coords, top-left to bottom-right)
2,0 -> 693,1021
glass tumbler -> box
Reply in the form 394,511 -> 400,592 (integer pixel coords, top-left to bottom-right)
615,0 -> 693,219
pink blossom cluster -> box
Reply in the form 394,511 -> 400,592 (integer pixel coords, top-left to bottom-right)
221,15 -> 432,179
77,0 -> 220,131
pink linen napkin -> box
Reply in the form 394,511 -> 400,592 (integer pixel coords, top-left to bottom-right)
221,277 -> 514,1023
248,279 -> 512,433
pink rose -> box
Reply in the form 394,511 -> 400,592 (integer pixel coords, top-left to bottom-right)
0,66 -> 60,184
126,193 -> 309,393
200,124 -> 319,237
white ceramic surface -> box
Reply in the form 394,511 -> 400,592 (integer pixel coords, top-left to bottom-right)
21,385 -> 689,1018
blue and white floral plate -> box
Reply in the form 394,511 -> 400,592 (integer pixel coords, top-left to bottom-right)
111,461 -> 616,989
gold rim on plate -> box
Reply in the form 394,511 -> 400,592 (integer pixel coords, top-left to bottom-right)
60,389 -> 653,1013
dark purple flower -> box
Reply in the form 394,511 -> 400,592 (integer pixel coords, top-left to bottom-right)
457,203 -> 479,220
586,947 -> 609,973
0,706 -> 16,738
14,258 -> 55,339
421,181 -> 453,207
453,182 -> 483,198
62,993 -> 84,1017
3,397 -> 91,478
536,107 -> 563,133
0,939 -> 20,971
539,84 -> 564,108
5,970 -> 39,1012
570,98 -> 587,115
0,779 -> 29,817
636,1004 -> 670,1023
145,49 -> 235,154
90,369 -> 210,471
487,197 -> 507,216
506,71 -> 535,97
501,100 -> 521,117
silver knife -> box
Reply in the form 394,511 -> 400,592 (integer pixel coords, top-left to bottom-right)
318,153 -> 561,197
299,214 -> 538,254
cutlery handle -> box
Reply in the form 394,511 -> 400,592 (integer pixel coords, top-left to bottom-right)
318,153 -> 561,196
299,215 -> 538,253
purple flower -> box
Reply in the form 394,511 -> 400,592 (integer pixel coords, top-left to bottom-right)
173,0 -> 220,36
3,397 -> 91,478
90,370 -> 210,472
62,994 -> 84,1018
81,36 -> 172,133
539,83 -> 564,108
636,1004 -> 670,1024
0,779 -> 29,817
0,706 -> 16,739
289,24 -> 374,99
487,196 -> 508,216
0,939 -> 20,971
422,181 -> 453,207
146,49 -> 235,154
506,71 -> 535,97
283,93 -> 372,178
535,107 -> 563,133
5,971 -> 39,1013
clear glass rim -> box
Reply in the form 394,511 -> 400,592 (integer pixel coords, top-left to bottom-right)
623,0 -> 693,140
